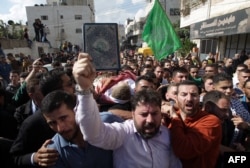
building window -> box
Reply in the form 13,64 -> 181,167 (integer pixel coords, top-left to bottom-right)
41,15 -> 48,20
75,15 -> 82,20
225,34 -> 250,57
60,15 -> 63,19
200,39 -> 217,55
61,29 -> 64,33
76,28 -> 82,33
170,8 -> 180,16
83,0 -> 88,6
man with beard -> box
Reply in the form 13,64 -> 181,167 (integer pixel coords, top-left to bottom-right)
73,53 -> 181,168
42,91 -> 113,168
167,80 -> 222,168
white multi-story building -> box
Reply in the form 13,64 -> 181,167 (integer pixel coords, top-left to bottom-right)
124,0 -> 180,49
180,0 -> 250,59
159,0 -> 181,24
26,0 -> 95,50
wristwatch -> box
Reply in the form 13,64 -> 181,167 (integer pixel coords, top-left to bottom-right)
75,84 -> 92,95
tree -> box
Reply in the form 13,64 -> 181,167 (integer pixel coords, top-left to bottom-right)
2,20 -> 24,39
8,20 -> 14,25
0,20 -> 8,39
173,20 -> 197,56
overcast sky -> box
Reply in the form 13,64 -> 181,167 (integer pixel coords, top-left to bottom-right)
0,0 -> 149,25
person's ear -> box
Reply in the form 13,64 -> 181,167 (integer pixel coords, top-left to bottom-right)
132,111 -> 135,118
28,92 -> 33,99
165,92 -> 169,101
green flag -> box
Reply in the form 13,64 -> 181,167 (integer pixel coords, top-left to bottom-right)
142,0 -> 182,60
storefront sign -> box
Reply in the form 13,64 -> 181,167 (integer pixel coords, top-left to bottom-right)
190,7 -> 250,39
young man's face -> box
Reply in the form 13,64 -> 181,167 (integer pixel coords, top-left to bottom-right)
205,67 -> 217,75
172,72 -> 188,83
165,86 -> 177,101
9,72 -> 20,84
213,80 -> 233,96
44,104 -> 78,141
204,79 -> 214,92
189,68 -> 199,78
61,74 -> 75,94
135,79 -> 154,93
145,60 -> 153,66
225,59 -> 233,67
154,66 -> 163,79
164,62 -> 171,69
201,61 -> 208,68
238,72 -> 250,86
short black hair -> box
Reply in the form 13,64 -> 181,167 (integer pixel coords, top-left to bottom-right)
213,73 -> 232,84
144,71 -> 156,79
121,65 -> 133,71
236,64 -> 248,70
131,89 -> 161,111
188,65 -> 199,71
203,90 -> 229,108
202,74 -> 214,82
39,69 -> 67,96
26,78 -> 40,94
41,90 -> 76,115
205,63 -> 218,70
172,67 -> 188,78
140,64 -> 153,73
239,69 -> 250,74
135,75 -> 154,86
10,70 -> 20,75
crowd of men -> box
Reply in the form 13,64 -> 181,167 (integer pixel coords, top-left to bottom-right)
0,48 -> 250,168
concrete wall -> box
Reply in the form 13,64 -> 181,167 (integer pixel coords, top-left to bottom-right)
1,39 -> 56,59
0,39 -> 28,49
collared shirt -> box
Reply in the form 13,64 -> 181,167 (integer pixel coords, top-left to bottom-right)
232,73 -> 239,87
230,98 -> 250,145
234,84 -> 244,99
241,95 -> 250,112
47,133 -> 113,168
230,98 -> 250,122
75,94 -> 182,168
31,100 -> 38,114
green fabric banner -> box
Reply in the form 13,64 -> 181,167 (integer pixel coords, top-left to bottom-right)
142,0 -> 182,60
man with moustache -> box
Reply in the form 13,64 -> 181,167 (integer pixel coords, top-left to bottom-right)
167,80 -> 222,168
42,90 -> 113,168
72,53 -> 181,168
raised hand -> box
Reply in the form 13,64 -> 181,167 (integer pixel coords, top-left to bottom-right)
73,53 -> 96,90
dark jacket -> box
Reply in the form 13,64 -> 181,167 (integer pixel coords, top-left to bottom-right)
10,111 -> 55,167
14,100 -> 33,129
